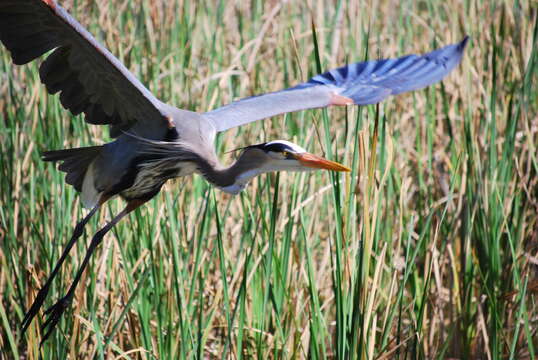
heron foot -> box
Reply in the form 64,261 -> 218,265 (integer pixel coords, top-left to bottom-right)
40,294 -> 73,345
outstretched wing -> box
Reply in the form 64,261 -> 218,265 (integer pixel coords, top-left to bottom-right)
0,0 -> 169,138
205,37 -> 469,133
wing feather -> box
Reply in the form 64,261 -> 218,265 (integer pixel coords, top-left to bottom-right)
205,37 -> 469,132
0,0 -> 168,139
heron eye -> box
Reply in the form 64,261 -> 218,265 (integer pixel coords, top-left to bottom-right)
282,151 -> 295,159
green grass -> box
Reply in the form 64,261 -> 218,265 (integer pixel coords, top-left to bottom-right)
1,0 -> 537,358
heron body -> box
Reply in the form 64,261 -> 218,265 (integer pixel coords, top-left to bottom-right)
0,0 -> 468,345
73,108 -> 216,207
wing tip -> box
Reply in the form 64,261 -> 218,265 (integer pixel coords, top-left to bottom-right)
459,35 -> 470,52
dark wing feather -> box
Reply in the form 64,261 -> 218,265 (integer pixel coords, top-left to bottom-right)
0,0 -> 169,138
204,37 -> 469,132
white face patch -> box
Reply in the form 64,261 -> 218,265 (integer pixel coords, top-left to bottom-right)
218,141 -> 310,195
265,140 -> 307,153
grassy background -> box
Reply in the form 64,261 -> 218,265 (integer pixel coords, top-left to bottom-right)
1,0 -> 537,358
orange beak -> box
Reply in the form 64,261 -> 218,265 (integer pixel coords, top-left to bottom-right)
294,153 -> 351,172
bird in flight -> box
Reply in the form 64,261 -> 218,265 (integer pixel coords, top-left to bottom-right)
0,0 -> 468,345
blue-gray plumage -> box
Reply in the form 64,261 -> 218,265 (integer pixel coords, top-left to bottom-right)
204,36 -> 468,132
0,0 -> 468,345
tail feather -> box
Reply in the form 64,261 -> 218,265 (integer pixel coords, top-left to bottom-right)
42,146 -> 102,192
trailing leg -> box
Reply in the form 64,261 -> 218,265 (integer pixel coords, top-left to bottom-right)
21,198 -> 105,334
39,199 -> 147,345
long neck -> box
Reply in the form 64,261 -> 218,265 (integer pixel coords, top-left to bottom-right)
195,153 -> 264,193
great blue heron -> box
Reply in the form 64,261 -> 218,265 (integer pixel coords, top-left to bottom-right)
0,0 -> 468,344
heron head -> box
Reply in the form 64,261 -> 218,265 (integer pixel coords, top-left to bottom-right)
246,140 -> 350,172
218,140 -> 350,194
